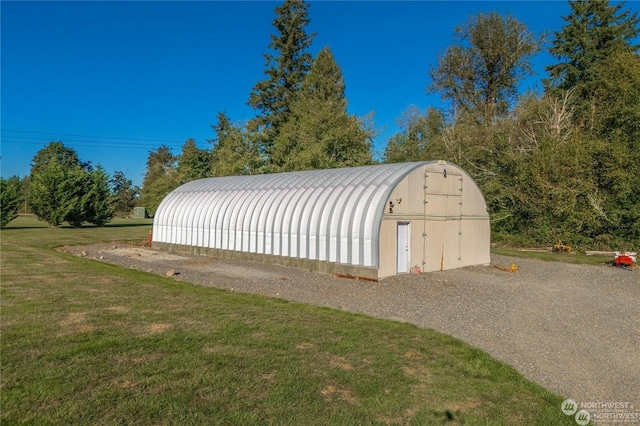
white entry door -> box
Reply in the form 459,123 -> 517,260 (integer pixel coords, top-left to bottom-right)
397,222 -> 410,274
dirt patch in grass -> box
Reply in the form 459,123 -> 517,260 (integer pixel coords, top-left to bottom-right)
403,349 -> 423,360
447,398 -> 482,413
148,323 -> 172,334
57,312 -> 97,335
402,364 -> 430,379
58,312 -> 88,327
58,244 -> 188,263
329,355 -> 356,371
320,384 -> 359,406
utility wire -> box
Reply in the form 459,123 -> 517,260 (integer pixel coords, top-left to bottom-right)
1,129 -> 185,144
0,139 -> 183,150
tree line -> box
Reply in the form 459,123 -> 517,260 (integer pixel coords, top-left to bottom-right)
1,141 -> 140,227
2,0 -> 638,250
385,1 -> 639,249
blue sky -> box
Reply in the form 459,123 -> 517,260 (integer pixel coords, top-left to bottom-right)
3,1 -> 635,186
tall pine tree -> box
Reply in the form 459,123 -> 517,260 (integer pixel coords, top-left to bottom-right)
272,46 -> 372,171
247,0 -> 315,165
546,0 -> 639,117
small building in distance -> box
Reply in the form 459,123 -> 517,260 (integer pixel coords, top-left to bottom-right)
133,207 -> 147,219
152,161 -> 490,280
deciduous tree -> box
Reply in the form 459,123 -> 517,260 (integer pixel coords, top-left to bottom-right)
428,12 -> 541,124
384,106 -> 444,163
587,51 -> 640,243
138,145 -> 179,216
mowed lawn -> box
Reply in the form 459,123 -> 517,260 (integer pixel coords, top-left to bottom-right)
1,216 -> 573,425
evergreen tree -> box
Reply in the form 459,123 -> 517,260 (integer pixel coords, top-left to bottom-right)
546,0 -> 639,117
30,141 -> 86,175
110,171 -> 139,217
176,138 -> 212,183
210,112 -> 260,177
0,177 -> 22,227
29,142 -> 113,227
272,46 -> 372,171
64,166 -> 94,227
247,0 -> 315,162
29,159 -> 84,227
428,12 -> 541,124
83,166 -> 116,227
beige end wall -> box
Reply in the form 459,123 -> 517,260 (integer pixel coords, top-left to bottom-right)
377,162 -> 490,279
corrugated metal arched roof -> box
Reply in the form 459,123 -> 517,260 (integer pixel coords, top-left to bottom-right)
153,162 -> 427,268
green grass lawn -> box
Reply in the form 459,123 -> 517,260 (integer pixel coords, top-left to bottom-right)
491,246 -> 613,266
1,216 -> 574,425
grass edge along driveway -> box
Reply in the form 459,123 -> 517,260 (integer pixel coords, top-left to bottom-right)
1,217 -> 573,425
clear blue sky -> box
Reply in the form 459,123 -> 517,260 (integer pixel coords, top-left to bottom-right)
3,1 -> 634,187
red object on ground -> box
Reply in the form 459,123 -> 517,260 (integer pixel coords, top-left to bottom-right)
615,255 -> 634,268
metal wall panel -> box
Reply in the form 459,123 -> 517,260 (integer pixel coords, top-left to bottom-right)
153,162 -> 426,268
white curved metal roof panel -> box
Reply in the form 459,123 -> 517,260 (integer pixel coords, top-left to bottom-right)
153,162 -> 426,268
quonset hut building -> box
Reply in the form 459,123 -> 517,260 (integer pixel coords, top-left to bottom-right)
152,161 -> 490,280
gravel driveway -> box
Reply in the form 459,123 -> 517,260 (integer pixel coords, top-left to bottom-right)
66,244 -> 640,412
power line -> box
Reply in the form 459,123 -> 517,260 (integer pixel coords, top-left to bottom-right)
1,129 -> 186,144
1,136 -> 184,148
0,139 -> 182,150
